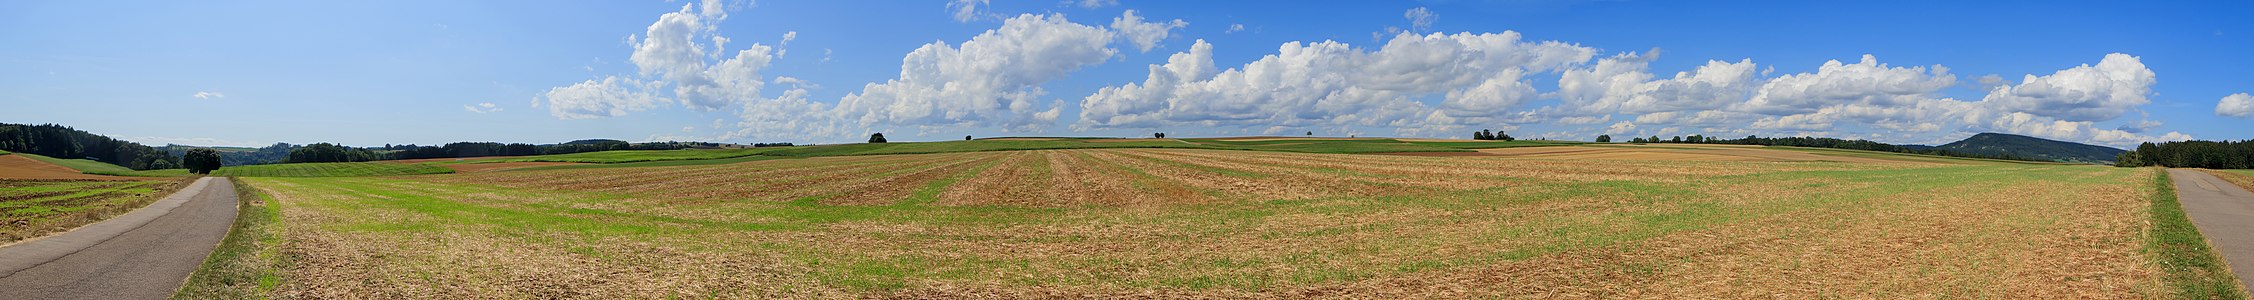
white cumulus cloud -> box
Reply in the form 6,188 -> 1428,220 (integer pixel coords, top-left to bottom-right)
541,76 -> 665,119
541,0 -> 780,119
1076,31 -> 1597,133
831,13 -> 1114,132
1110,10 -> 1188,52
1981,53 -> 2155,122
2218,93 -> 2254,118
192,91 -> 224,99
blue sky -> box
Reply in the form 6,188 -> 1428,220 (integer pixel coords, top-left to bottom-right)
3,0 -> 2249,148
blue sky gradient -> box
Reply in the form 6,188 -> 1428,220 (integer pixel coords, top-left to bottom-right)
3,0 -> 2248,148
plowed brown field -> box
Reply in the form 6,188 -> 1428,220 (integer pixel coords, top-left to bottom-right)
0,155 -> 130,180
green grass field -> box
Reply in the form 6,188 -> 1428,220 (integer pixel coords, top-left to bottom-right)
481,148 -> 780,163
212,162 -> 453,177
217,148 -> 2214,297
0,179 -> 183,242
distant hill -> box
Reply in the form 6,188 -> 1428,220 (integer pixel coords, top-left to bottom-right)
1933,133 -> 2124,164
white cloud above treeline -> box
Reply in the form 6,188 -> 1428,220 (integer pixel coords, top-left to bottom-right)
533,3 -> 2198,148
2217,93 -> 2254,118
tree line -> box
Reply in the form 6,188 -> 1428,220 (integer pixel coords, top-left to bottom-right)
2116,140 -> 2254,169
1471,129 -> 1514,141
0,123 -> 179,170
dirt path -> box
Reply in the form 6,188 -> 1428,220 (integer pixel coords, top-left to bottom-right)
0,177 -> 239,299
2168,169 -> 2254,291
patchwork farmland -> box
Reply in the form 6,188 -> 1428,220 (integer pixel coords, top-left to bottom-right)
203,145 -> 2212,298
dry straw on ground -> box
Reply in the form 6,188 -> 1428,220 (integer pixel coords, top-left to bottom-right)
253,148 -> 2171,298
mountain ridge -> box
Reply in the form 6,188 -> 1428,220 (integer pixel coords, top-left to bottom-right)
1932,133 -> 2124,164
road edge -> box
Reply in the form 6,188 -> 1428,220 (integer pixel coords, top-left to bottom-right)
2157,169 -> 2252,298
0,177 -> 220,276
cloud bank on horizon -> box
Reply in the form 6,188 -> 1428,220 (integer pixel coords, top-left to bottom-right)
534,0 -> 2227,148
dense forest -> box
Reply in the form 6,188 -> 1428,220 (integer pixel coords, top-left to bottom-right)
2116,140 -> 2254,169
1625,134 -> 2045,162
0,123 -> 179,170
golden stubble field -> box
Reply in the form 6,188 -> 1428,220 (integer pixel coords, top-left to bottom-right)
246,148 -> 2171,298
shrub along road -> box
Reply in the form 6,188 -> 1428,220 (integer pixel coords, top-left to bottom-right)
0,177 -> 238,299
2169,169 -> 2254,292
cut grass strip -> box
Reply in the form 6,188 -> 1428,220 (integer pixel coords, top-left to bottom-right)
212,162 -> 453,177
175,178 -> 286,299
2150,168 -> 2249,298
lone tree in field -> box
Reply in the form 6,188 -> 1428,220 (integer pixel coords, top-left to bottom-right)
1306,131 -> 1313,136
965,135 -> 972,141
868,133 -> 888,143
1155,132 -> 1166,138
183,148 -> 222,174
1596,135 -> 1611,143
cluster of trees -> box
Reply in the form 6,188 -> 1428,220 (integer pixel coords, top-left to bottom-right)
869,133 -> 888,143
183,149 -> 222,174
1594,135 -> 1612,143
1628,134 -> 1725,144
285,143 -> 386,163
1154,133 -> 1167,138
2116,140 -> 2254,168
750,142 -> 794,147
1629,134 -> 2042,162
1471,129 -> 1514,141
0,123 -> 179,170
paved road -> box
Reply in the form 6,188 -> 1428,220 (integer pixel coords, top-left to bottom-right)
2169,169 -> 2254,291
0,177 -> 238,300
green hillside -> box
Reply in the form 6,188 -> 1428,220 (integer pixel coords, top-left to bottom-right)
14,153 -> 137,174
1934,133 -> 2125,164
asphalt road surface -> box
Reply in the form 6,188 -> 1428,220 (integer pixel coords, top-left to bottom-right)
0,177 -> 238,300
2168,169 -> 2254,292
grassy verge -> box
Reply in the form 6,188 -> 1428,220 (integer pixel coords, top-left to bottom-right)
212,162 -> 453,177
2148,169 -> 2248,298
174,178 -> 286,299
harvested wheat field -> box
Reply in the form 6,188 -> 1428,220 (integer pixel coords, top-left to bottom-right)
225,147 -> 2207,298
